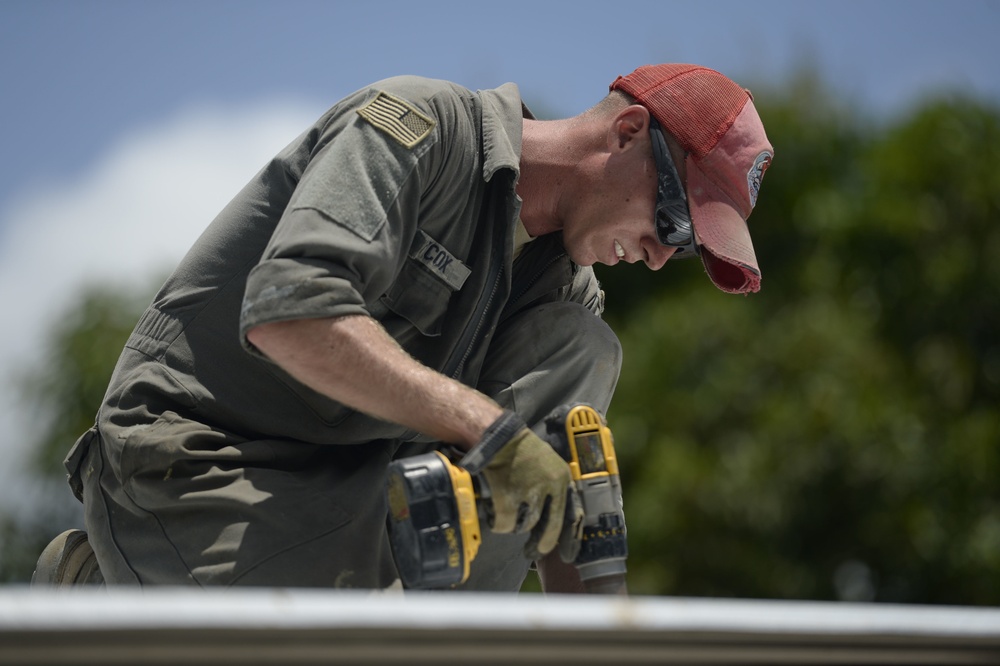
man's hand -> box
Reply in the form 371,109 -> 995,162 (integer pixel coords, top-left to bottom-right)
462,411 -> 575,560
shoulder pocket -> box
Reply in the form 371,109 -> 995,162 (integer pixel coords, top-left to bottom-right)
289,92 -> 439,242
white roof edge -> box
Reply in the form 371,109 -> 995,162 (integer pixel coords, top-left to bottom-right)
2,587 -> 1000,638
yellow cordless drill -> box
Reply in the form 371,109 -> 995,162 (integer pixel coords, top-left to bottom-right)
386,403 -> 627,594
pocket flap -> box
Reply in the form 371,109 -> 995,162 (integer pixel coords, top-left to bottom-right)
379,232 -> 469,337
64,426 -> 98,502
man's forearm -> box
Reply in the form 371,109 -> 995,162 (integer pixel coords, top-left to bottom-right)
245,314 -> 503,449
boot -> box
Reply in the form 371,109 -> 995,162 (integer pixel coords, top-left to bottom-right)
32,529 -> 105,586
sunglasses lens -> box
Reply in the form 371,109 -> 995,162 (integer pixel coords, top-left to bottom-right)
654,209 -> 675,245
655,201 -> 698,258
649,120 -> 698,258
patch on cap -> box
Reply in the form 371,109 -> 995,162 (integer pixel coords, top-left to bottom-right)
747,150 -> 772,208
357,91 -> 436,149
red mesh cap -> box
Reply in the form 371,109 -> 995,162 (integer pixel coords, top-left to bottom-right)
610,64 -> 774,294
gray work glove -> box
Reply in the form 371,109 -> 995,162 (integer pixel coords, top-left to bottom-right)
459,411 -> 578,560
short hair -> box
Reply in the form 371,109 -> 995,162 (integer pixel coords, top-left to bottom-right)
584,89 -> 688,168
583,90 -> 636,120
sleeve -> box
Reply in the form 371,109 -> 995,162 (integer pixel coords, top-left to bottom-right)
238,86 -> 442,354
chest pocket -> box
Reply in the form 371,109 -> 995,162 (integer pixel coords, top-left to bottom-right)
379,231 -> 471,336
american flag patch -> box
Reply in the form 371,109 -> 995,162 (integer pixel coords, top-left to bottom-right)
357,91 -> 436,149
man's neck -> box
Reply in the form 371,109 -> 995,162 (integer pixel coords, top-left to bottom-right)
516,117 -> 602,238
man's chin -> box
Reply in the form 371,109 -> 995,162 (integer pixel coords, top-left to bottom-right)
566,247 -> 598,268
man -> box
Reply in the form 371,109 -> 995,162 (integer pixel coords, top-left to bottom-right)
35,64 -> 773,592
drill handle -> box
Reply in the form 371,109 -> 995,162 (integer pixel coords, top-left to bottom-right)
541,403 -> 576,462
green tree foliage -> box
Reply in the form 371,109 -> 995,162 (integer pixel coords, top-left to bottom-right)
7,75 -> 999,602
0,283 -> 153,582
22,284 -> 155,476
598,75 -> 1000,604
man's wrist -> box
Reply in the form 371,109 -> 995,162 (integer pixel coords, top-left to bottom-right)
458,410 -> 526,475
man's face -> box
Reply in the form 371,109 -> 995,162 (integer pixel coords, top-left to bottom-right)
561,120 -> 681,271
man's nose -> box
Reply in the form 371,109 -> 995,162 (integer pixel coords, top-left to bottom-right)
644,243 -> 676,271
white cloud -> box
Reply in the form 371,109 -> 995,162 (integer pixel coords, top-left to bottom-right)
0,99 -> 321,517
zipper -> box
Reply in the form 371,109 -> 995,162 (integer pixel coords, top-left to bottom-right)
442,183 -> 509,380
449,266 -> 503,379
448,240 -> 569,379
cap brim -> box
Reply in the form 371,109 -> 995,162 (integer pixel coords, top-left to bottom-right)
687,157 -> 761,294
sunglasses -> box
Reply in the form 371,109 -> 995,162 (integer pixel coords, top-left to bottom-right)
649,117 -> 698,258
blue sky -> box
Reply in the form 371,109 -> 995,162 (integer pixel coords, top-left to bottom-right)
0,0 -> 997,510
2,0 -> 998,223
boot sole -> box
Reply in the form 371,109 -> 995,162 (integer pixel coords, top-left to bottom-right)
32,529 -> 104,586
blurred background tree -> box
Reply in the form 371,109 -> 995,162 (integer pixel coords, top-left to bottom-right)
3,72 -> 998,604
22,286 -> 156,475
598,71 -> 1000,604
0,283 -> 155,582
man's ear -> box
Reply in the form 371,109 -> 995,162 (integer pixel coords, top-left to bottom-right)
610,104 -> 651,152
